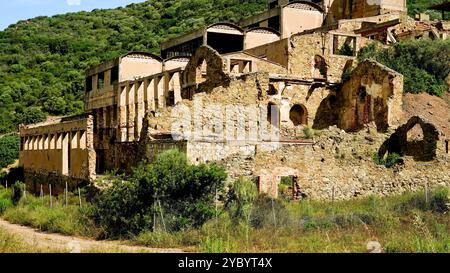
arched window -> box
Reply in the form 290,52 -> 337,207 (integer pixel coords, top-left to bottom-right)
289,104 -> 308,126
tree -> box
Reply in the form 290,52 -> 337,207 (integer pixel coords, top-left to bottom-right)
0,135 -> 20,169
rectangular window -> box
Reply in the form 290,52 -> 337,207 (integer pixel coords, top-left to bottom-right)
97,72 -> 105,90
111,66 -> 119,85
86,76 -> 93,92
333,35 -> 356,56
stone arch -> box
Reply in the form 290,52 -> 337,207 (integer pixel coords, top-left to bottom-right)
289,104 -> 308,126
182,46 -> 230,99
378,116 -> 441,161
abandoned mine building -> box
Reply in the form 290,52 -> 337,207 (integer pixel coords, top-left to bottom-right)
19,0 -> 450,200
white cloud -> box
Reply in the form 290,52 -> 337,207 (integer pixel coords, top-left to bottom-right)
66,0 -> 81,6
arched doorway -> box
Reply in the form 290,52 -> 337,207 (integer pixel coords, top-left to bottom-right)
289,104 -> 308,126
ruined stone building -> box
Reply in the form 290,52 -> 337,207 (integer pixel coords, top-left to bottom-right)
19,0 -> 450,199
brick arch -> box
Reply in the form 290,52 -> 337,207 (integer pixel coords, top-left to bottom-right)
181,46 -> 230,98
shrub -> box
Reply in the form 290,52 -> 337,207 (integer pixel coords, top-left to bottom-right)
11,181 -> 25,205
0,135 -> 20,169
430,187 -> 450,213
225,177 -> 258,223
250,195 -> 289,229
94,149 -> 227,237
372,152 -> 403,168
303,126 -> 315,139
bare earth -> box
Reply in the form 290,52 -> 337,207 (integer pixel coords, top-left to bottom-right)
0,219 -> 183,253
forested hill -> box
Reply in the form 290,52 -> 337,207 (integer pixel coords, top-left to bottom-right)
0,0 -> 267,133
0,0 -> 446,133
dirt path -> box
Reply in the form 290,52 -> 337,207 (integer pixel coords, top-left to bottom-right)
0,219 -> 184,253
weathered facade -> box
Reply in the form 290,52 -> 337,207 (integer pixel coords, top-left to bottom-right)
19,0 -> 450,199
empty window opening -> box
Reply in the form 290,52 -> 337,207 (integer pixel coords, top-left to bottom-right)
446,140 -> 449,154
111,66 -> 119,86
267,103 -> 280,128
207,32 -> 244,54
268,16 -> 280,31
97,72 -> 105,90
407,124 -> 424,142
268,84 -> 278,96
290,104 -> 308,126
333,35 -> 356,56
358,87 -> 367,101
86,76 -> 93,92
230,60 -> 252,73
196,59 -> 207,84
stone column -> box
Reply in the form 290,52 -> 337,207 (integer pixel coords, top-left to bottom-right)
172,72 -> 182,104
127,83 -> 136,142
118,85 -> 128,142
136,81 -> 144,140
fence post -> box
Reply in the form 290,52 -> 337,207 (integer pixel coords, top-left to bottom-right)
65,182 -> 68,207
425,183 -> 429,206
332,185 -> 335,203
152,197 -> 156,232
158,199 -> 166,232
78,188 -> 82,208
49,184 -> 52,208
40,184 -> 44,204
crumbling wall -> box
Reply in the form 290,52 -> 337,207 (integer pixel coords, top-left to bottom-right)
338,60 -> 404,132
181,46 -> 231,99
288,31 -> 364,82
220,124 -> 449,201
378,116 -> 441,161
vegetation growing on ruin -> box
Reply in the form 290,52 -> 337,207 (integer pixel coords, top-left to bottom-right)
358,39 -> 450,97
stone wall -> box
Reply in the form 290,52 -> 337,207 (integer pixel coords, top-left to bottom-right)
338,60 -> 404,132
288,31 -> 365,83
218,124 -> 450,200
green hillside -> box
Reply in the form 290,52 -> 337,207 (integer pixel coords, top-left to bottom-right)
0,0 -> 267,133
0,0 -> 447,133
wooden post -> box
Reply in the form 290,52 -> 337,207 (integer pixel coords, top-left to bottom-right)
153,198 -> 157,232
78,188 -> 82,208
49,184 -> 52,208
40,184 -> 44,204
332,185 -> 335,203
65,182 -> 68,207
425,183 -> 429,206
158,199 -> 166,232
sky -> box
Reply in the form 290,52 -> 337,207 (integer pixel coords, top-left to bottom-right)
0,0 -> 147,30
